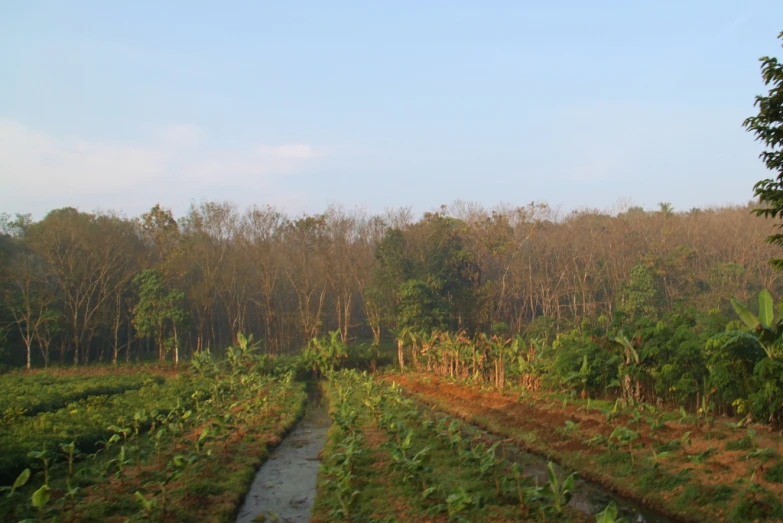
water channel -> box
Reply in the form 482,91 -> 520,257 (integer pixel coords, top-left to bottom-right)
236,389 -> 678,523
234,395 -> 330,523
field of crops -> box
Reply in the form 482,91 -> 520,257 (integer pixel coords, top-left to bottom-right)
0,343 -> 306,522
383,372 -> 783,522
4,332 -> 783,523
312,369 -> 600,522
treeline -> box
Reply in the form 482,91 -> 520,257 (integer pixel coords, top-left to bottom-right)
0,200 -> 780,368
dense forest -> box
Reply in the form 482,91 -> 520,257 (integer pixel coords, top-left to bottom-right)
0,200 -> 779,368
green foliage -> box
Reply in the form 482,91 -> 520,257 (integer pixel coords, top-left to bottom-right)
301,330 -> 347,377
618,265 -> 659,322
0,372 -> 158,423
744,31 -> 783,267
547,329 -> 620,396
596,502 -> 628,523
0,342 -> 305,522
545,462 -> 577,514
319,369 -> 571,522
728,290 -> 783,359
725,430 -> 756,451
397,279 -> 450,334
131,269 -> 186,361
712,289 -> 783,425
749,358 -> 783,425
764,463 -> 783,483
609,426 -> 640,464
369,213 -> 481,335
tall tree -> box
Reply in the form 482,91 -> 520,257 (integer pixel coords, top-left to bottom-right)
132,269 -> 186,364
244,205 -> 286,353
744,31 -> 783,267
3,247 -> 58,368
138,204 -> 180,270
283,215 -> 329,341
26,209 -> 139,365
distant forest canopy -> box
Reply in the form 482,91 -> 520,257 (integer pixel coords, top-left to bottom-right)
0,199 -> 780,368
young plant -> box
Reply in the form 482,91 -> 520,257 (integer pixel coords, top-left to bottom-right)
646,449 -> 673,468
446,486 -> 478,522
546,461 -> 577,513
27,448 -> 51,487
59,441 -> 80,480
134,490 -> 159,519
560,420 -> 581,436
596,501 -> 629,523
609,426 -> 640,465
31,484 -> 51,518
0,468 -> 30,500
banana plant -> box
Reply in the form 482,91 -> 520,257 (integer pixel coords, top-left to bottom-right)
0,468 -> 30,500
330,434 -> 364,473
546,461 -> 577,513
59,478 -> 81,516
134,490 -> 159,519
303,330 -> 348,377
132,409 -> 149,469
326,465 -> 359,519
507,463 -> 529,514
194,427 -> 212,455
475,441 -> 503,496
596,502 -> 629,523
438,420 -> 464,449
393,326 -> 417,371
610,332 -> 642,402
728,289 -> 783,359
26,448 -> 51,487
31,484 -> 51,516
325,432 -> 363,519
108,444 -> 133,484
59,441 -> 80,480
609,426 -> 640,465
396,445 -> 432,489
446,486 -> 477,522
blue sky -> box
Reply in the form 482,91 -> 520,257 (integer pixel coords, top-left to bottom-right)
1,1 -> 782,219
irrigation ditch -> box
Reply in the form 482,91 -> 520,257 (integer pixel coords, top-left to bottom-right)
235,376 -> 679,522
235,388 -> 330,523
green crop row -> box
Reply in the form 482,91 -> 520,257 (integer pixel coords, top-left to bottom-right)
0,374 -> 209,485
0,372 -> 163,423
314,370 -> 601,523
1,335 -> 306,522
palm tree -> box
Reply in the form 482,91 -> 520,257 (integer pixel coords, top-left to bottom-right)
657,202 -> 674,218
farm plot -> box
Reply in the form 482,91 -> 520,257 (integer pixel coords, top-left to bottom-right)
312,369 -> 593,522
0,370 -> 164,423
388,372 -> 783,523
0,344 -> 306,523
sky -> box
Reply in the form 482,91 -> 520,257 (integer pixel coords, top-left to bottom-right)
1,1 -> 782,220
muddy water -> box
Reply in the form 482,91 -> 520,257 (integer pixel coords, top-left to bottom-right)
235,396 -> 330,523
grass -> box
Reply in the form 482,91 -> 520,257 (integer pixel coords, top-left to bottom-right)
764,463 -> 783,483
725,436 -> 754,451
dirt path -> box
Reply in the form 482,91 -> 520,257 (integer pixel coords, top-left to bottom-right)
234,397 -> 330,523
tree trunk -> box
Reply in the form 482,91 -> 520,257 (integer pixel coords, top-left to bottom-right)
173,325 -> 179,366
